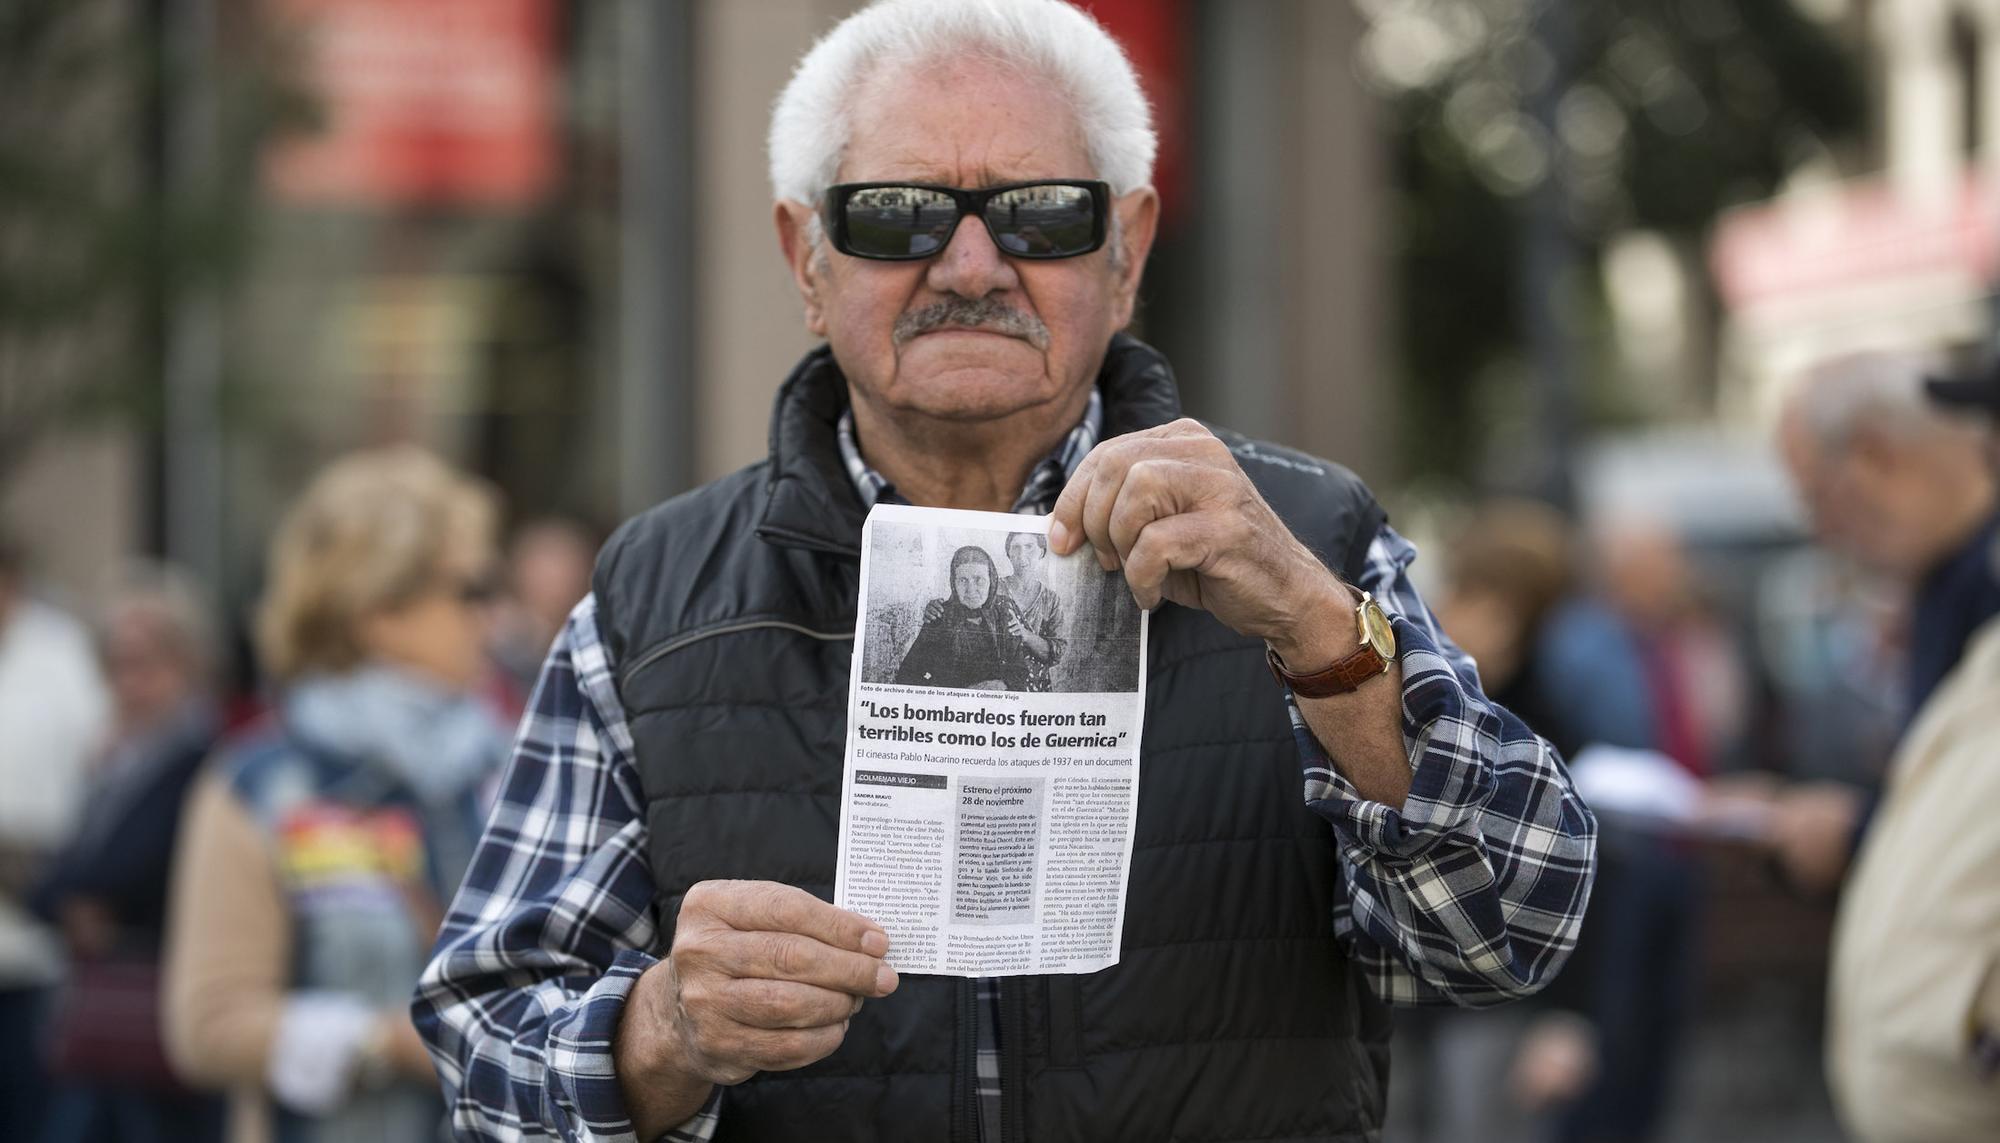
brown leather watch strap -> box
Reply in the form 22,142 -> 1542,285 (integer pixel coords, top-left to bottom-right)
1265,641 -> 1388,699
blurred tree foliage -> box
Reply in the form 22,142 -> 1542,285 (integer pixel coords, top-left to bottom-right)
1355,0 -> 1866,486
0,0 -> 308,488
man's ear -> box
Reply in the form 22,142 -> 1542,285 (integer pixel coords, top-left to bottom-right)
775,199 -> 829,338
1108,187 -> 1159,330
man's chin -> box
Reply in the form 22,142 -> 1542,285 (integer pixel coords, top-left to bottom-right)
883,345 -> 1062,423
886,384 -> 1055,424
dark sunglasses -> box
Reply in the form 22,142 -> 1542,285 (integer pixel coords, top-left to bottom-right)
822,179 -> 1110,261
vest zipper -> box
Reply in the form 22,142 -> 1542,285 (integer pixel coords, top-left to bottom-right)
955,978 -> 979,1143
618,619 -> 854,688
1000,981 -> 1026,1143
1044,976 -> 1083,1066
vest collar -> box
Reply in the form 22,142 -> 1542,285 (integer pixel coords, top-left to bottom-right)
756,333 -> 1185,557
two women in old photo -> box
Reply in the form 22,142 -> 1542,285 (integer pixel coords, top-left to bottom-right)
892,531 -> 1068,691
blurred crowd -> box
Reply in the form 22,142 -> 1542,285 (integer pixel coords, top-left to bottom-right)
1394,352 -> 2000,1143
0,449 -> 599,1143
1,349 -> 1997,1143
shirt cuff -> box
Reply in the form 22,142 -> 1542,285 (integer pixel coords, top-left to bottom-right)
1294,615 -> 1500,860
543,948 -> 721,1142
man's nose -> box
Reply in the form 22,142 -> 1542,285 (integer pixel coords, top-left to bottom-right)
926,212 -> 1021,298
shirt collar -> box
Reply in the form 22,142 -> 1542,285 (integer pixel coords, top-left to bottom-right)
835,387 -> 1103,515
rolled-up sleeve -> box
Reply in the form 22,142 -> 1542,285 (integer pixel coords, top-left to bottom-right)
1293,525 -> 1598,1007
412,596 -> 719,1142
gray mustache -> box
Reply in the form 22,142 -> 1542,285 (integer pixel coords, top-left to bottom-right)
892,297 -> 1050,350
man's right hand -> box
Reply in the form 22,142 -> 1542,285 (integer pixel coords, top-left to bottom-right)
615,880 -> 897,1137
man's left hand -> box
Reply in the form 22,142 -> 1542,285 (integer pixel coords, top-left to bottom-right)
1048,418 -> 1346,665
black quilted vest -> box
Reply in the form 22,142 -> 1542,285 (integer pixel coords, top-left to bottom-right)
595,336 -> 1393,1143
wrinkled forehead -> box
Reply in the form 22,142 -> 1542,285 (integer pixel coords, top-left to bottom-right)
839,55 -> 1093,187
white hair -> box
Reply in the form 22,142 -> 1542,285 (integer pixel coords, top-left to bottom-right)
1794,350 -> 1965,448
768,0 -> 1157,205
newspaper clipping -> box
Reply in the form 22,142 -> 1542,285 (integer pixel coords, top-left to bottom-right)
835,503 -> 1148,977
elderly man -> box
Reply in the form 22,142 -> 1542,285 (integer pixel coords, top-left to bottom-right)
1804,359 -> 2000,1141
1766,351 -> 2000,893
1778,352 -> 2000,716
413,3 -> 1595,1140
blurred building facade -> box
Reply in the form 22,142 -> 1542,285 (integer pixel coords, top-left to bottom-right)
2,0 -> 1392,639
1712,0 -> 2000,419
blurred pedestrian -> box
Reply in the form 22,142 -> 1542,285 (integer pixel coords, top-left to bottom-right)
1399,499 -> 1589,1143
30,563 -> 226,1143
0,532 -> 110,1141
1818,358 -> 2000,1141
1435,498 -> 1576,750
1538,521 -> 1745,1143
1541,522 -> 1746,772
162,448 -> 509,1143
1779,350 -> 1999,718
1766,351 -> 2000,893
488,516 -> 596,696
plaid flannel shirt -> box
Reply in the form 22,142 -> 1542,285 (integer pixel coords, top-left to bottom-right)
413,397 -> 1597,1142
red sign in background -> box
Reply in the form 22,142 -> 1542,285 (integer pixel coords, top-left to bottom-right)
1085,0 -> 1189,223
265,0 -> 556,208
1710,174 -> 2000,313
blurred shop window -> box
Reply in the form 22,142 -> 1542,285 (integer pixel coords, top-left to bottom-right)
473,212 -> 591,523
264,0 -> 557,210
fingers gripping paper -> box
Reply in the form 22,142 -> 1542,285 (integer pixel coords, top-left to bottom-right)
836,504 -> 1149,977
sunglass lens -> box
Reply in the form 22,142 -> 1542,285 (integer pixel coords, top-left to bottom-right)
842,186 -> 961,258
985,184 -> 1097,257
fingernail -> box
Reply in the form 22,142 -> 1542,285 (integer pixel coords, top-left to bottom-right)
875,963 -> 898,994
1097,549 -> 1118,572
861,929 -> 888,957
1049,520 -> 1070,552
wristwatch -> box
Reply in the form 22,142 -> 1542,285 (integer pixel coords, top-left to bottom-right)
1265,590 -> 1396,698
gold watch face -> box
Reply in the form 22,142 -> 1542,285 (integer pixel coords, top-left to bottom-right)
1359,595 -> 1396,661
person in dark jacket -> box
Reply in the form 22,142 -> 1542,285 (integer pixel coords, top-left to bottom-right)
412,3 -> 1597,1140
894,545 -> 1020,689
31,564 -> 226,1143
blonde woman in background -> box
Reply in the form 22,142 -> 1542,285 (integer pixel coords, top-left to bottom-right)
163,449 -> 510,1143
